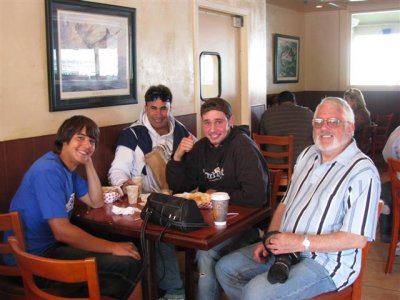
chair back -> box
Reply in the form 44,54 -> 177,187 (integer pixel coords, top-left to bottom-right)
0,212 -> 26,299
358,123 -> 377,156
312,200 -> 384,300
385,158 -> 400,273
268,169 -> 283,211
8,236 -> 102,300
252,134 -> 293,198
0,212 -> 25,276
371,113 -> 394,157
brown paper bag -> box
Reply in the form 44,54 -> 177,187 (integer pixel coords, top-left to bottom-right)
144,147 -> 169,190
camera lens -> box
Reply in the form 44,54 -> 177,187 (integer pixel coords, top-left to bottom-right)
267,252 -> 300,284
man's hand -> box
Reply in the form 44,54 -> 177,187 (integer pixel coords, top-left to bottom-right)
173,135 -> 195,161
265,232 -> 302,255
112,242 -> 141,260
252,243 -> 269,263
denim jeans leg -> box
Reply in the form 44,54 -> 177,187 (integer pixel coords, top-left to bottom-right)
156,242 -> 185,297
196,235 -> 239,300
242,257 -> 337,300
216,244 -> 269,300
380,181 -> 393,242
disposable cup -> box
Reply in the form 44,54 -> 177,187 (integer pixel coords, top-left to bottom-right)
211,192 -> 230,226
132,176 -> 143,194
126,185 -> 139,205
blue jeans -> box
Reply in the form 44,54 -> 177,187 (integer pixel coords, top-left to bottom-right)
43,243 -> 142,300
216,244 -> 337,300
380,181 -> 393,243
196,228 -> 259,300
156,242 -> 185,297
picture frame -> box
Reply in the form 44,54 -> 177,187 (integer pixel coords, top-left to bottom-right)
273,34 -> 299,83
45,0 -> 137,111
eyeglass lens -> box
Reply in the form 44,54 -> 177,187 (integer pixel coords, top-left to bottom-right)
312,118 -> 341,128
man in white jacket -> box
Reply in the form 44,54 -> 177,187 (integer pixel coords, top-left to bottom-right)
109,84 -> 192,300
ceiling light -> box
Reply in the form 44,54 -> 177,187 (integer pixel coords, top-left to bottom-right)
316,5 -> 323,8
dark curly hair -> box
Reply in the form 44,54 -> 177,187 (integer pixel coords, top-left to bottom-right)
53,115 -> 100,154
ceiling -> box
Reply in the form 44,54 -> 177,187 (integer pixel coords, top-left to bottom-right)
266,0 -> 400,13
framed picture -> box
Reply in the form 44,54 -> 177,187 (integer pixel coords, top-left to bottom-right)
273,34 -> 299,83
45,0 -> 137,111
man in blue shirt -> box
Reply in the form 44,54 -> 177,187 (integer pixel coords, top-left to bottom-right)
4,116 -> 142,299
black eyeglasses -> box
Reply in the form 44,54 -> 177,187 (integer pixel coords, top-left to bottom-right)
148,92 -> 171,103
312,117 -> 347,128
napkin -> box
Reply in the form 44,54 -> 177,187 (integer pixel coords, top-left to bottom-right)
111,205 -> 141,215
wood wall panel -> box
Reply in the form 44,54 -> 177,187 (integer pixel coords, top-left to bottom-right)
0,113 -> 196,213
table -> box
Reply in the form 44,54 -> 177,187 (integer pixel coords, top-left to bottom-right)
72,198 -> 270,300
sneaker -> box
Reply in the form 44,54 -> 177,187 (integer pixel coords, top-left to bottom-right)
381,204 -> 391,215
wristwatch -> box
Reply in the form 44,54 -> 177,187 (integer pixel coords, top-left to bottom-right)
302,235 -> 310,251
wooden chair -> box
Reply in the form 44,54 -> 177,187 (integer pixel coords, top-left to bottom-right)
8,235 -> 143,300
358,123 -> 377,156
0,212 -> 26,299
312,200 -> 384,300
371,113 -> 394,158
385,158 -> 400,274
268,169 -> 283,211
253,134 -> 294,198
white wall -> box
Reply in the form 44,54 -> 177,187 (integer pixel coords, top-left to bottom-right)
266,2 -> 400,94
0,0 -> 267,141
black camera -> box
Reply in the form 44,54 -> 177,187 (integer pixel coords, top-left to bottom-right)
267,252 -> 300,284
262,231 -> 301,284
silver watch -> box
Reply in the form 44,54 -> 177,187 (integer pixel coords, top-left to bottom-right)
302,235 -> 310,251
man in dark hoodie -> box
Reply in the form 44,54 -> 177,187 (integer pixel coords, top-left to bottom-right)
166,97 -> 269,300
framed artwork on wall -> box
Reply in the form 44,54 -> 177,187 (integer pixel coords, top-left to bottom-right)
273,34 -> 299,83
45,0 -> 137,111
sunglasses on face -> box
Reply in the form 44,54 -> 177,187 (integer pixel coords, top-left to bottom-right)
312,117 -> 346,129
148,92 -> 171,103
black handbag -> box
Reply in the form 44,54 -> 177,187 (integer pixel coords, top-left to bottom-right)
140,192 -> 208,233
139,193 -> 208,281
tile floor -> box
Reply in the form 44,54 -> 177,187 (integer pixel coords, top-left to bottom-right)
362,240 -> 400,299
362,163 -> 400,299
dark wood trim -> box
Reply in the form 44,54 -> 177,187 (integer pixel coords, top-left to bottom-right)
0,113 -> 196,213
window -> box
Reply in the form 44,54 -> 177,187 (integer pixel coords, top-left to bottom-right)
350,10 -> 400,86
200,52 -> 221,100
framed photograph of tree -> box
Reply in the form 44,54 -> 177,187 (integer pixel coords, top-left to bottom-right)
274,34 -> 299,83
45,0 -> 137,111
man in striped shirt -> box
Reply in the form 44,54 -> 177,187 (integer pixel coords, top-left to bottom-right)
216,97 -> 381,300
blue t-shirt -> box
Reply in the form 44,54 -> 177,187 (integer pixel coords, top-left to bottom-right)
3,151 -> 88,265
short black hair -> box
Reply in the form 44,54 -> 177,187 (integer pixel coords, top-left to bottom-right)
200,98 -> 232,119
277,91 -> 296,104
54,115 -> 100,154
144,85 -> 173,104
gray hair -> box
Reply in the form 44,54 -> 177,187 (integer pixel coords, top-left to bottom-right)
315,97 -> 355,124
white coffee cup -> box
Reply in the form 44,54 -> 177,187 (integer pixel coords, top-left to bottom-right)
132,176 -> 143,194
126,185 -> 139,205
211,192 -> 230,226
